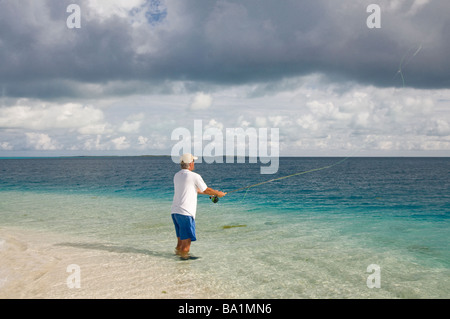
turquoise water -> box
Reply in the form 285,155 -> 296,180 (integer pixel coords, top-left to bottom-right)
0,157 -> 449,298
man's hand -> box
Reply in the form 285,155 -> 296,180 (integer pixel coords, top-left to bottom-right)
216,191 -> 227,198
200,187 -> 227,198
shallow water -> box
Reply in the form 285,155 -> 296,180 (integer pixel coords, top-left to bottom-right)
0,157 -> 449,298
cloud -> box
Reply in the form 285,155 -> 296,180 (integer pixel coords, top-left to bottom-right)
208,79 -> 450,155
0,142 -> 13,151
0,1 -> 448,156
111,136 -> 130,150
137,132 -> 169,150
0,100 -> 107,134
119,120 -> 142,133
0,78 -> 448,155
138,135 -> 148,145
81,135 -> 132,151
81,135 -> 104,151
114,111 -> 146,134
204,119 -> 224,131
0,0 -> 449,101
189,92 -> 213,111
406,0 -> 431,16
25,133 -> 59,150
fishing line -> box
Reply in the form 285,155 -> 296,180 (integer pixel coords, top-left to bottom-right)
393,44 -> 422,88
210,156 -> 351,203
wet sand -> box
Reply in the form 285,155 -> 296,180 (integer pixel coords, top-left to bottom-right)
0,227 -> 223,299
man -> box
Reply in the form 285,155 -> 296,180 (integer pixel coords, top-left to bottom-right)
171,153 -> 226,259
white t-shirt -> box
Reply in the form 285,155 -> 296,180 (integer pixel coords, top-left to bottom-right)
171,169 -> 208,219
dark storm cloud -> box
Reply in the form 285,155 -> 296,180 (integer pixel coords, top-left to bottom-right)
0,0 -> 449,99
0,0 -> 134,81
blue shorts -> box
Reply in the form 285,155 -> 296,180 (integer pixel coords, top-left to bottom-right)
172,214 -> 196,241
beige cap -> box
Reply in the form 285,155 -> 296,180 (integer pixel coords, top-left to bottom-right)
180,153 -> 198,164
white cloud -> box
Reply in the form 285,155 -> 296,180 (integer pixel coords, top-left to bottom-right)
0,100 -> 107,134
110,136 -> 130,150
254,117 -> 267,127
81,135 -> 134,151
407,0 -> 431,16
296,115 -> 319,132
119,120 -> 141,133
138,135 -> 148,145
86,0 -> 147,21
25,132 -> 59,150
231,80 -> 450,155
81,135 -> 104,151
189,92 -> 213,111
204,119 -> 224,131
78,123 -> 111,135
0,75 -> 448,156
0,142 -> 13,150
136,133 -> 168,150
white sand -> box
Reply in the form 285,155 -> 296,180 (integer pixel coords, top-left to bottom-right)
3,226 -> 448,299
0,226 -> 228,299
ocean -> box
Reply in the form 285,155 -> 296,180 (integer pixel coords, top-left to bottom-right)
0,156 -> 449,298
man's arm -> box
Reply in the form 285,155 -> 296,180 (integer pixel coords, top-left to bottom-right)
198,187 -> 227,198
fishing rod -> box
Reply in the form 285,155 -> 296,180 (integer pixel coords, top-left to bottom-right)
210,157 -> 350,203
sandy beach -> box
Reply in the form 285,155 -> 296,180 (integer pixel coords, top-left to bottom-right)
0,226 -> 227,299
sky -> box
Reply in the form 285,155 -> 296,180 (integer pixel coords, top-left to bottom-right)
0,0 -> 449,157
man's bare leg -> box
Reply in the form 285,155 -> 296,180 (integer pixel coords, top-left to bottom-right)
176,238 -> 191,259
175,237 -> 182,252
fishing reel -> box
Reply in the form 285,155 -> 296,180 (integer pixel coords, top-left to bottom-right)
210,195 -> 219,203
